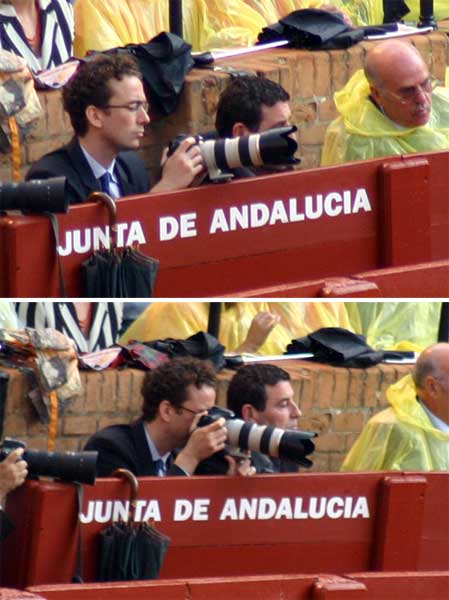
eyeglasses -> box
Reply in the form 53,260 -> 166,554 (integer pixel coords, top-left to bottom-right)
378,77 -> 438,104
178,405 -> 205,416
101,100 -> 149,113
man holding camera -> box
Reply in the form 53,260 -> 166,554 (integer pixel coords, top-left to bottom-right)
26,53 -> 203,204
214,75 -> 294,179
84,357 -> 241,477
0,447 -> 28,540
227,363 -> 303,474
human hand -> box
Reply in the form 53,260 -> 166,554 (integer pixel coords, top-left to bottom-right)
319,4 -> 353,27
0,448 -> 28,503
224,455 -> 256,477
154,136 -> 205,192
238,311 -> 281,353
175,417 -> 228,474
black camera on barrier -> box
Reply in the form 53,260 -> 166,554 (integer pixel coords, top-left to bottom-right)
198,406 -> 317,471
167,126 -> 299,182
0,176 -> 68,213
0,437 -> 98,485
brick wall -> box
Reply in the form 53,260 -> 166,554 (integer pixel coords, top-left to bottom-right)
1,32 -> 447,182
2,360 -> 413,472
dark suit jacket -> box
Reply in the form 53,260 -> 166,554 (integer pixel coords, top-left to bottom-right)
84,419 -> 186,478
0,508 -> 14,541
26,137 -> 151,204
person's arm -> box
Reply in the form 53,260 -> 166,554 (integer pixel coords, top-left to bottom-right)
235,311 -> 281,354
174,417 -> 227,475
0,448 -> 28,506
0,448 -> 28,539
151,137 -> 205,193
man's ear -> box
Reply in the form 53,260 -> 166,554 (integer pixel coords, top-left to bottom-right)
85,104 -> 104,129
369,84 -> 381,105
158,399 -> 173,423
231,122 -> 251,138
241,404 -> 256,422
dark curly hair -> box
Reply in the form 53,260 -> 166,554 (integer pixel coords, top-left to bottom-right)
215,76 -> 290,137
141,357 -> 217,421
227,363 -> 290,418
63,53 -> 142,136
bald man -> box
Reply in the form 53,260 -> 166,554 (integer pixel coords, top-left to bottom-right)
321,40 -> 449,165
341,343 -> 449,472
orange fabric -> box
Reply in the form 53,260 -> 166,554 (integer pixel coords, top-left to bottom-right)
48,390 -> 58,451
8,116 -> 21,182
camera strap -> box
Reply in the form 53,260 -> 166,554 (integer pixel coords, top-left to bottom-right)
47,212 -> 67,297
72,482 -> 85,583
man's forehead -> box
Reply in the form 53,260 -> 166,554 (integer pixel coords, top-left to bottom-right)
108,75 -> 145,97
185,383 -> 216,402
260,101 -> 291,122
265,380 -> 293,400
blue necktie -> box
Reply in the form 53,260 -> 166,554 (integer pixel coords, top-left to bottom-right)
99,171 -> 114,196
154,459 -> 166,477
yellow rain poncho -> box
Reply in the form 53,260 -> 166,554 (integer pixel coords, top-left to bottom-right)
341,374 -> 449,471
74,0 -> 266,55
120,302 -> 353,355
321,69 -> 449,166
400,1 -> 449,22
346,302 -> 442,351
337,0 -> 448,26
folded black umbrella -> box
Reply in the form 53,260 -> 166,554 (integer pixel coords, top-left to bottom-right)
82,193 -> 159,298
97,469 -> 170,582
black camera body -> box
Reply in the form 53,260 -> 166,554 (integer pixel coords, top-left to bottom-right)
0,437 -> 98,485
197,406 -> 317,473
166,127 -> 299,182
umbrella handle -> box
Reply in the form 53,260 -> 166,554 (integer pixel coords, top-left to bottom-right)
112,468 -> 139,522
87,191 -> 118,248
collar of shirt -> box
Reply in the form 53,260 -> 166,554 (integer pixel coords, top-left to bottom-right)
142,422 -> 171,467
79,143 -> 121,197
419,399 -> 449,434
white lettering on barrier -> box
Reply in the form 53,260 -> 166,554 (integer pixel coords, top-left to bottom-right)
159,213 -> 197,241
209,189 -> 371,234
58,221 -> 146,256
79,496 -> 369,523
58,189 -> 372,255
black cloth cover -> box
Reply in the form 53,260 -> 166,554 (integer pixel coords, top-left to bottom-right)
106,32 -> 194,115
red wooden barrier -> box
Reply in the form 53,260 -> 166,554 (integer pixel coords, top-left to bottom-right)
2,472 -> 448,589
21,571 -> 449,600
1,150 -> 448,298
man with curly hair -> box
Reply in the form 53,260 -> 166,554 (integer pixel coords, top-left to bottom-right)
84,357 -> 230,477
27,53 -> 203,203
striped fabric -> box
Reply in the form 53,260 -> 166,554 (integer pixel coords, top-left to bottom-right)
16,302 -> 123,353
0,0 -> 74,72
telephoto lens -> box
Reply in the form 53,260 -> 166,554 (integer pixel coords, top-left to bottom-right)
226,420 -> 316,468
0,438 -> 98,485
0,177 -> 68,213
200,126 -> 299,181
197,407 -> 317,468
24,448 -> 99,485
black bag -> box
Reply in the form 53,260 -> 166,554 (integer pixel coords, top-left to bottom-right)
146,331 -> 227,371
107,32 -> 194,115
286,327 -> 385,367
258,9 -> 364,50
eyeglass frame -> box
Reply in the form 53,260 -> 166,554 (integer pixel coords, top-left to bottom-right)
100,100 -> 150,113
375,76 -> 438,104
177,405 -> 207,417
